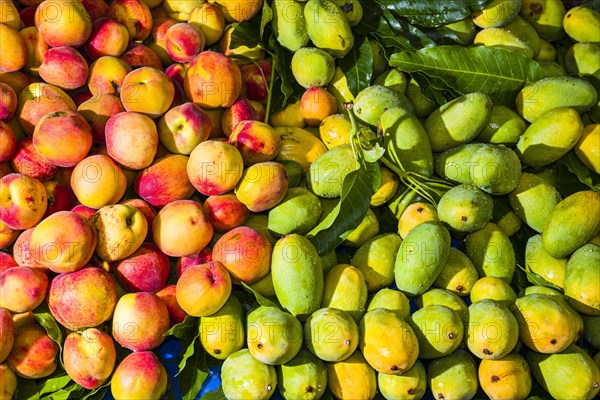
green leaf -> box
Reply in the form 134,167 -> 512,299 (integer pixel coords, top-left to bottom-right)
376,0 -> 493,27
260,0 -> 273,38
241,282 -> 280,308
177,332 -> 200,376
516,264 -> 562,291
16,378 -> 39,400
179,338 -> 209,400
354,2 -> 415,53
339,36 -> 373,97
268,35 -> 303,111
81,382 -> 111,400
164,315 -> 199,340
390,46 -> 547,106
363,143 -> 386,164
40,382 -> 84,400
37,370 -> 72,395
556,151 -> 600,192
229,18 -> 262,50
201,387 -> 227,400
34,304 -> 64,367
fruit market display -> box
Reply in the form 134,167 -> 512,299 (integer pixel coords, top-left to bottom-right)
1,0 -> 600,399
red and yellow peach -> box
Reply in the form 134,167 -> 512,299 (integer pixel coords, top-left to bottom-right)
87,56 -> 132,97
203,194 -> 250,233
135,154 -> 195,207
158,102 -> 211,154
63,328 -> 116,390
176,261 -> 232,316
107,0 -> 153,41
7,323 -> 58,379
110,351 -> 168,400
35,0 -> 92,47
85,17 -> 130,59
114,243 -> 170,293
0,266 -> 48,313
105,111 -> 159,170
187,140 -> 244,195
77,94 -> 125,143
0,173 -> 47,230
38,47 -> 89,90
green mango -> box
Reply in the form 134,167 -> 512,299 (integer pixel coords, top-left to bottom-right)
491,199 -> 522,236
304,307 -> 358,362
369,40 -> 387,79
434,247 -> 480,297
509,173 -> 562,233
472,0 -> 522,28
583,315 -> 600,350
466,222 -> 516,282
245,214 -> 277,245
527,345 -> 600,400
373,69 -> 408,94
409,305 -> 464,359
534,164 -> 559,187
435,143 -> 485,184
405,79 -> 436,118
380,107 -> 434,177
467,299 -> 519,359
424,92 -> 493,152
438,184 -> 493,233
221,349 -> 278,400
353,85 -> 414,127
394,222 -> 451,297
565,243 -> 600,316
249,272 -> 277,298
367,288 -> 411,320
524,234 -> 567,288
331,0 -> 362,26
470,276 -> 517,307
474,27 -> 535,58
536,38 -> 557,61
542,190 -> 600,259
320,250 -> 337,274
272,0 -> 309,52
271,234 -> 324,319
268,187 -> 322,236
428,349 -> 479,400
321,264 -> 368,321
279,160 -> 303,188
327,351 -> 377,399
199,294 -> 244,360
342,208 -> 380,248
563,5 -> 600,43
352,233 -> 402,292
471,144 -> 522,195
502,16 -> 541,56
516,77 -> 597,122
438,17 -> 477,45
247,306 -> 303,365
566,43 -> 600,75
278,350 -> 328,400
520,0 -> 566,41
307,144 -> 356,198
291,47 -> 335,89
475,105 -> 527,146
377,360 -> 427,400
304,0 -> 354,58
516,107 -> 584,167
417,288 -> 469,325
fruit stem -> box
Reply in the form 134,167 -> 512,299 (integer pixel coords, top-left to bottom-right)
264,58 -> 277,124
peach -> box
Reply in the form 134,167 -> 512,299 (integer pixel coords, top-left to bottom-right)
81,0 -> 109,22
215,0 -> 263,22
19,6 -> 37,27
33,111 -> 93,167
16,82 -> 76,135
250,100 -> 266,121
91,204 -> 148,262
0,24 -> 28,73
0,71 -> 30,95
19,26 -> 48,77
71,155 -> 128,209
229,120 -> 281,165
30,211 -> 97,272
205,109 -> 224,138
203,194 -> 250,233
176,261 -> 232,316
300,87 -> 338,126
107,0 -> 153,41
163,0 -> 203,21
187,140 -> 244,195
48,267 -> 117,330
0,253 -> 17,272
188,3 -> 225,46
0,173 -> 47,230
158,102 -> 211,154
221,98 -> 259,137
0,363 -> 17,399
42,181 -> 74,217
184,51 -> 242,109
241,59 -> 272,103
165,62 -> 187,85
7,323 -> 58,379
0,267 -> 48,313
112,292 -> 169,351
87,56 -> 132,97
212,226 -> 272,284
235,162 -> 288,212
0,0 -> 21,30
0,308 -> 14,363
176,248 -> 213,277
134,155 -> 194,207
105,111 -> 158,170
147,17 -> 177,66
119,43 -> 163,69
85,17 -> 130,60
38,47 -> 89,90
0,83 -> 16,121
114,243 -> 170,293
78,94 -> 125,143
72,90 -> 94,107
0,122 -> 16,162
13,228 -> 45,269
152,199 -> 213,257
111,351 -> 168,400
165,22 -> 205,63
35,0 -> 92,47
0,220 -> 18,250
142,0 -> 163,9
120,67 -> 175,118
120,198 -> 157,240
156,285 -> 187,326
71,204 -> 97,220
63,328 -> 116,390
10,138 -> 57,180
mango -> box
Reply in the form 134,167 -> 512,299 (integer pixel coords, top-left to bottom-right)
563,5 -> 600,43
438,184 -> 493,232
566,43 -> 600,75
397,202 -> 439,239
536,39 -> 557,61
440,17 -> 477,45
369,40 -> 387,78
331,0 -> 362,26
321,264 -> 367,321
476,105 -> 527,146
409,305 -> 464,359
479,353 -> 532,400
404,79 -> 436,118
520,0 -> 566,41
516,77 -> 597,122
434,247 -> 480,296
319,114 -> 351,149
268,187 -> 322,236
305,307 -> 358,362
199,294 -> 244,360
222,349 -> 277,400
360,309 -> 419,374
470,276 -> 517,307
304,0 -> 354,58
575,124 -> 600,174
374,69 -> 408,94
465,222 -> 516,282
351,233 -> 402,292
320,251 -> 338,274
492,199 -> 522,236
474,27 -> 536,58
471,144 -> 522,195
564,243 -> 600,316
428,349 -> 478,400
371,166 -> 400,207
466,299 -> 519,359
583,316 -> 600,350
274,126 -> 328,173
525,234 -> 567,288
270,102 -> 306,128
417,288 -> 469,325
509,173 -> 561,232
435,143 -> 485,184
542,190 -> 600,259
379,107 -> 434,176
272,0 -> 309,52
272,234 -> 324,319
308,144 -> 356,198
394,222 -> 450,297
504,16 -> 542,55
367,288 -> 411,320
279,160 -> 303,188
327,351 -> 376,400
527,344 -> 600,400
292,47 -> 335,89
472,0 -> 522,28
328,67 -> 354,111
424,92 -> 493,152
248,305 -> 303,365
278,350 -> 328,400
342,209 -> 379,248
377,360 -> 426,400
250,272 -> 277,298
353,85 -> 414,127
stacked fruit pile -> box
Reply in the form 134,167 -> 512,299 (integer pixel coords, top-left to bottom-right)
1,0 -> 600,399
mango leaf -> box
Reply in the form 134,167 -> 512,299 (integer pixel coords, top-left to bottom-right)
201,387 -> 226,400
16,378 -> 39,400
556,151 -> 600,192
339,36 -> 373,97
268,35 -> 303,111
241,282 -> 280,308
516,264 -> 562,291
39,382 -> 84,400
390,46 -> 547,106
179,338 -> 209,400
164,315 -> 199,340
34,304 -> 65,368
260,0 -> 273,38
353,2 -> 414,53
37,370 -> 72,396
81,382 -> 110,400
375,0 -> 493,27
379,8 -> 436,48
177,332 -> 201,376
229,17 -> 263,50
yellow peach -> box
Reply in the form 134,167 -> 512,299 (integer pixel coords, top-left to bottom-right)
188,3 -> 225,45
0,267 -> 48,313
87,56 -> 132,97
63,328 -> 116,390
110,351 -> 167,400
176,261 -> 232,316
120,67 -> 175,118
105,111 -> 159,170
107,0 -> 153,41
70,155 -> 127,209
35,0 -> 92,47
0,0 -> 21,30
0,24 -> 28,73
19,26 -> 48,77
0,173 -> 47,230
16,82 -> 76,135
85,17 -> 130,59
